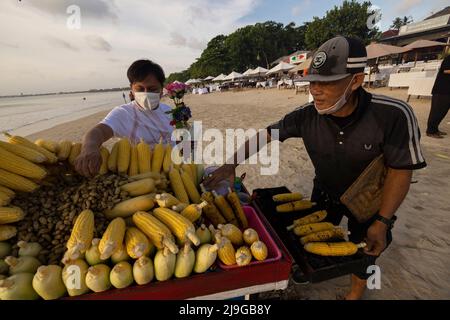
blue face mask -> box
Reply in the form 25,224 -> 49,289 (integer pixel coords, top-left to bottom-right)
134,92 -> 160,111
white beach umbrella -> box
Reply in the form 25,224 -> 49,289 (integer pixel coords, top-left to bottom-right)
249,66 -> 269,76
224,71 -> 244,81
266,62 -> 295,75
204,76 -> 215,81
213,74 -> 226,81
243,68 -> 254,77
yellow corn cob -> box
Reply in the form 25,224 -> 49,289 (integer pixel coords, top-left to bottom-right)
181,164 -> 193,181
218,223 -> 244,247
304,242 -> 366,257
276,200 -> 317,213
98,217 -> 126,260
287,210 -> 328,230
174,243 -> 195,278
216,234 -> 236,266
172,203 -> 189,213
235,246 -> 252,266
293,222 -> 334,237
200,187 -> 226,226
132,211 -> 178,254
35,139 -> 59,153
0,185 -> 15,198
4,133 -> 58,164
180,201 -> 208,223
250,241 -> 268,261
155,193 -> 181,208
57,140 -> 72,161
272,192 -> 303,203
169,167 -> 190,204
128,145 -> 139,177
129,172 -> 163,181
180,168 -> 201,203
137,138 -> 152,174
189,164 -> 198,187
99,147 -> 110,175
243,228 -> 259,246
226,188 -> 249,228
117,138 -> 131,174
0,207 -> 25,224
162,144 -> 173,174
105,194 -> 155,219
107,142 -> 119,172
64,210 -> 95,261
0,147 -> 47,180
0,169 -> 39,193
0,141 -> 46,163
212,191 -> 237,225
300,228 -> 347,245
125,227 -> 151,259
153,208 -> 201,246
151,138 -> 165,173
120,178 -> 156,197
68,143 -> 82,166
0,191 -> 12,206
0,225 -> 17,241
194,243 -> 219,273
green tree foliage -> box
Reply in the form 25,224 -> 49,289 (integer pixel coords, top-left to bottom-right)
390,16 -> 413,30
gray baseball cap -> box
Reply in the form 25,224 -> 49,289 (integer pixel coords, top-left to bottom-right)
300,36 -> 368,82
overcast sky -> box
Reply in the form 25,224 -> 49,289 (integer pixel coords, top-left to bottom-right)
0,0 -> 447,95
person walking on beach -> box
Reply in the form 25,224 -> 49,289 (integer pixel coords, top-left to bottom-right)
426,54 -> 450,139
205,36 -> 427,300
74,59 -> 174,177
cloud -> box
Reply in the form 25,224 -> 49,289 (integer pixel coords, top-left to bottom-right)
291,0 -> 311,17
395,0 -> 423,14
169,32 -> 206,51
0,41 -> 19,49
20,0 -> 118,20
44,36 -> 79,51
85,35 -> 112,52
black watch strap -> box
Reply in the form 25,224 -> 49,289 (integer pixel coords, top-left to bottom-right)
376,214 -> 396,229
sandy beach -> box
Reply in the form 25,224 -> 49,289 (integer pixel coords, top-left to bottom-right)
25,87 -> 450,300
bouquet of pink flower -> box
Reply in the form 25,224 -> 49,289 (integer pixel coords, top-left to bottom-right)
165,82 -> 192,129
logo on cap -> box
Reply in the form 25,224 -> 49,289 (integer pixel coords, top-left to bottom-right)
312,51 -> 327,69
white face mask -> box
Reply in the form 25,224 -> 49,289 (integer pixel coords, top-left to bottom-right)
314,75 -> 355,115
134,92 -> 160,111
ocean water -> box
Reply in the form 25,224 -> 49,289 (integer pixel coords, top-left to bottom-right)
0,91 -> 127,138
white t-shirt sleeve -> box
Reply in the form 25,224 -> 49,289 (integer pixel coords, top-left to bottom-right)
100,107 -> 129,138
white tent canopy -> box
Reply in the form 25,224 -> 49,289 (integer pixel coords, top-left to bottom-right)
213,74 -> 226,81
204,76 -> 215,81
224,71 -> 244,81
243,68 -> 254,76
249,66 -> 269,76
266,62 -> 295,75
186,79 -> 202,85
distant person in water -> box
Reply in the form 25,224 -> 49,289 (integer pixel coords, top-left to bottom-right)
122,92 -> 127,104
74,59 -> 174,177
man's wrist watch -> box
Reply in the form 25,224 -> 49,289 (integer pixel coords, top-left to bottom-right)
375,214 -> 397,229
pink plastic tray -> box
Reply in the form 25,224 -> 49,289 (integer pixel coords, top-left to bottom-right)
218,206 -> 282,270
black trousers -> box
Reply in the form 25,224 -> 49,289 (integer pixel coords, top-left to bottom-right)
427,94 -> 450,134
311,186 -> 392,280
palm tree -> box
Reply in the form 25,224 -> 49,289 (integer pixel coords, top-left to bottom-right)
391,16 -> 413,30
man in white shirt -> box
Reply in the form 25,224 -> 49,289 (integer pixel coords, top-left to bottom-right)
75,60 -> 174,177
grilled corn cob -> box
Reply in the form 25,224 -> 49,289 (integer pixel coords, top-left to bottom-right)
105,194 -> 155,219
180,168 -> 201,203
120,178 -> 156,197
180,201 -> 208,223
152,208 -> 201,246
276,200 -> 317,213
117,138 -> 131,174
99,147 -> 110,175
151,138 -> 164,173
132,211 -> 178,254
64,210 -> 95,261
57,140 -> 72,161
0,225 -> 17,241
4,133 -> 58,163
272,192 -> 303,203
226,188 -> 249,228
68,143 -> 82,166
0,147 -> 47,180
212,190 -> 238,225
218,224 -> 243,247
250,241 -> 268,261
137,138 -> 151,174
304,242 -> 366,256
243,228 -> 259,246
286,210 -> 328,230
35,139 -> 58,153
0,169 -> 39,193
107,142 -> 119,172
0,141 -> 46,163
169,167 -> 190,204
98,218 -> 126,260
300,228 -> 347,245
293,222 -> 334,237
0,207 -> 25,224
125,227 -> 152,259
235,246 -> 252,266
128,145 -> 139,177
